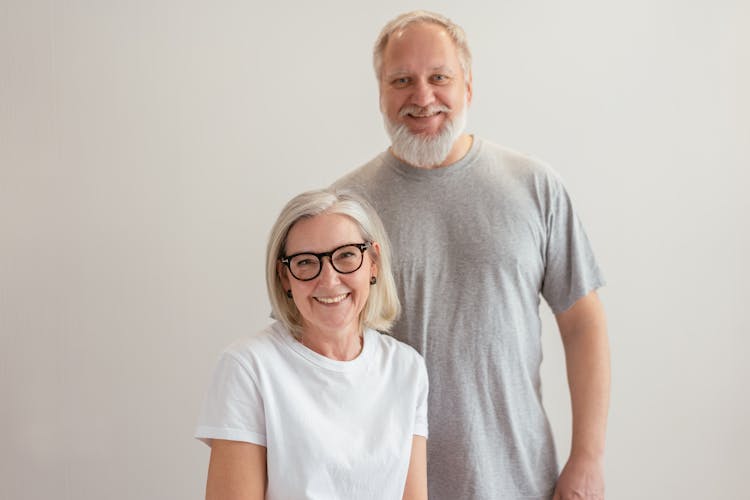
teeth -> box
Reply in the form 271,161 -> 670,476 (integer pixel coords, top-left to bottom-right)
316,293 -> 348,304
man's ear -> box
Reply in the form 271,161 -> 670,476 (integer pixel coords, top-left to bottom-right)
466,70 -> 473,105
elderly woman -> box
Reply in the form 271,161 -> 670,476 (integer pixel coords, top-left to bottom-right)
195,189 -> 428,500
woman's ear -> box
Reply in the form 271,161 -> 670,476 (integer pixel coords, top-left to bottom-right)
278,262 -> 291,291
369,241 -> 381,279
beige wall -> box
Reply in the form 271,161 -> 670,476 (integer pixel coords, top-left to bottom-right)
1,1 -> 748,498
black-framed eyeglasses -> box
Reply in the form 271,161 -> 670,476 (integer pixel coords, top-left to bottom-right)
280,242 -> 372,281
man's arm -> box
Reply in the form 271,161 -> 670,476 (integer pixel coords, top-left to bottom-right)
553,290 -> 610,500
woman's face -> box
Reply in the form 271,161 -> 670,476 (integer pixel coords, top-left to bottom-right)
280,213 -> 378,339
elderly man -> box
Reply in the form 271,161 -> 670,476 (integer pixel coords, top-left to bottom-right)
333,10 -> 610,500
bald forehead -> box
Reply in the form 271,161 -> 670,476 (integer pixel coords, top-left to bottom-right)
381,22 -> 462,78
385,22 -> 454,52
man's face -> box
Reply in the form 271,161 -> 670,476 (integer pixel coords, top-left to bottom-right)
379,22 -> 472,138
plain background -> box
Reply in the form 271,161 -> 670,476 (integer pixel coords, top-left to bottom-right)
2,1 -> 748,499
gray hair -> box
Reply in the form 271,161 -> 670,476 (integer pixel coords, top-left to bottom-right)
266,189 -> 401,337
373,10 -> 472,81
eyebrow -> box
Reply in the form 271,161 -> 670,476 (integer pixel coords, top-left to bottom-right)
384,65 -> 457,80
430,65 -> 456,75
284,242 -> 367,258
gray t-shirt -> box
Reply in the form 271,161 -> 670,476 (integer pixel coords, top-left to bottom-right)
333,137 -> 605,500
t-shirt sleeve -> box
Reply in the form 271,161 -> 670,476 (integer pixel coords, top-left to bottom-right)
194,352 -> 267,447
541,172 -> 606,313
413,356 -> 429,438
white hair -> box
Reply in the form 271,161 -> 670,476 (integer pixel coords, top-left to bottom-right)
373,10 -> 472,80
266,189 -> 401,337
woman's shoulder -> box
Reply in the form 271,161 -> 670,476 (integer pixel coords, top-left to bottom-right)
367,331 -> 428,394
367,330 -> 425,366
221,321 -> 292,364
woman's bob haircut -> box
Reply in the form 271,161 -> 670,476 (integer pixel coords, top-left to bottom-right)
266,188 -> 401,338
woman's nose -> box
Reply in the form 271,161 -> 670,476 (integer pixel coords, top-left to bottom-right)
317,257 -> 340,283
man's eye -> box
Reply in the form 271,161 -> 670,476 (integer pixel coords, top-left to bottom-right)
432,74 -> 448,82
392,77 -> 410,87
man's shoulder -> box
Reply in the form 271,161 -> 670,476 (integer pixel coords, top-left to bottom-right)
477,137 -> 550,171
473,137 -> 569,193
331,150 -> 391,191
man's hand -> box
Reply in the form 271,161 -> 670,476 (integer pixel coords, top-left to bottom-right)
552,453 -> 605,499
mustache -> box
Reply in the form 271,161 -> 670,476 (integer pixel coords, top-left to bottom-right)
399,104 -> 451,117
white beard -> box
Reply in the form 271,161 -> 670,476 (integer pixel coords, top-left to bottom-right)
383,101 -> 468,168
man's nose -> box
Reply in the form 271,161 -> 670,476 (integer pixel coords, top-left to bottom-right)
411,79 -> 435,107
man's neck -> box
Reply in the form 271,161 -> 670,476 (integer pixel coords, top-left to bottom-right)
437,133 -> 473,168
394,133 -> 474,170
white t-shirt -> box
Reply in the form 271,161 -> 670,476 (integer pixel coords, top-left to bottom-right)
195,321 -> 429,500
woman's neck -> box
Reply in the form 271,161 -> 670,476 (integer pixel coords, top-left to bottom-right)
299,326 -> 363,361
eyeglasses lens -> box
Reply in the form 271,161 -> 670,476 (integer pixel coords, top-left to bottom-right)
289,245 -> 364,281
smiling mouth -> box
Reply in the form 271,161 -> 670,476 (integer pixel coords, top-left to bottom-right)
314,293 -> 349,304
401,104 -> 450,119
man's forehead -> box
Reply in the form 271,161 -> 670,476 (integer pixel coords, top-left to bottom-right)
382,24 -> 460,73
385,25 -> 451,54
390,21 -> 450,42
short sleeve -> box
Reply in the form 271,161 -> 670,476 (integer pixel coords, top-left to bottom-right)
413,357 -> 429,438
541,173 -> 605,313
194,352 -> 267,447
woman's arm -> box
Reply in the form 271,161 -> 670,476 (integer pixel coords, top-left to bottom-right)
205,439 -> 267,500
402,435 -> 428,500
